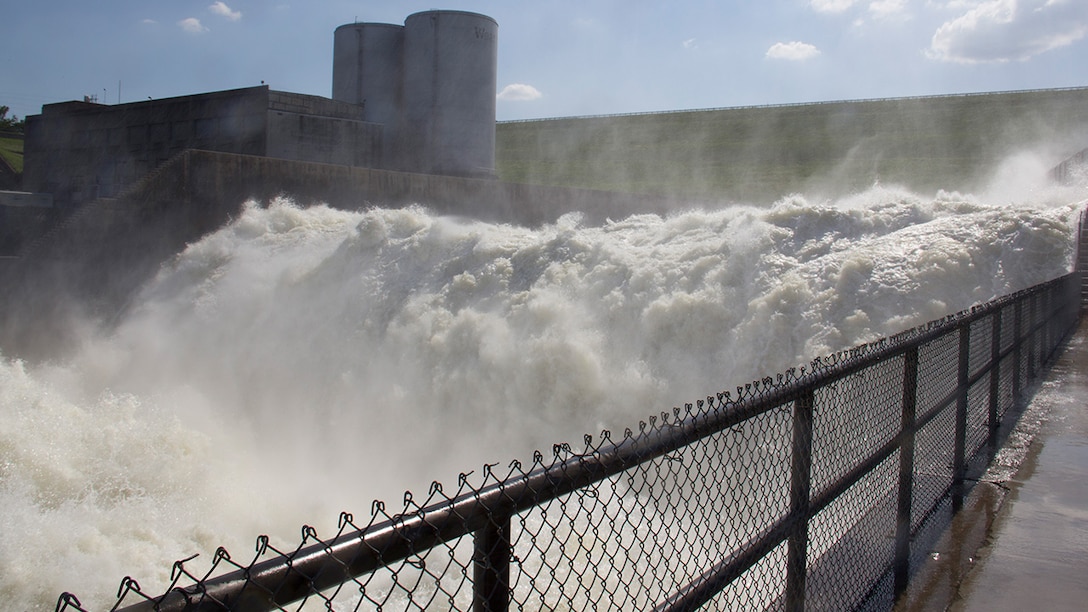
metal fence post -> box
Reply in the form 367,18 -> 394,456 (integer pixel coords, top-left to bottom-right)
1027,292 -> 1037,380
953,324 -> 969,512
988,312 -> 1001,450
786,389 -> 815,612
1013,300 -> 1023,403
894,347 -> 919,597
1041,287 -> 1049,359
474,512 -> 512,612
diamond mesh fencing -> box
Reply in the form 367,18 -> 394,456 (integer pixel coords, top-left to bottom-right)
55,273 -> 1080,612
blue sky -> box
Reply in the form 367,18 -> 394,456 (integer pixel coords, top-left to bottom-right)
3,1 -> 1087,122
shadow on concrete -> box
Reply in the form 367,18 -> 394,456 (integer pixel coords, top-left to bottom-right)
896,318 -> 1088,611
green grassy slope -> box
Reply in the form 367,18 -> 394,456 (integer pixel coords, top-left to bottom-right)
496,88 -> 1088,202
0,135 -> 24,174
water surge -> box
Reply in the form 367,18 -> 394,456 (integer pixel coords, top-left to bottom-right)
1,182 -> 1083,609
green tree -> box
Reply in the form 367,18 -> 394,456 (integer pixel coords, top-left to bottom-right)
0,106 -> 25,133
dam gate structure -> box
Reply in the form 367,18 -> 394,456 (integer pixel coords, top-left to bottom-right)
55,246 -> 1083,609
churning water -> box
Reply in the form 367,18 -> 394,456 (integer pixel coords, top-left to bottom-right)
1,177 -> 1084,609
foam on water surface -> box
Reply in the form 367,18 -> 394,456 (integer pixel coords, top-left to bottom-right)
1,181 -> 1084,609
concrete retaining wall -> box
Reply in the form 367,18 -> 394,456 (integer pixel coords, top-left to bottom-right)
169,149 -> 687,226
0,148 -> 693,359
21,87 -> 385,209
0,191 -> 54,257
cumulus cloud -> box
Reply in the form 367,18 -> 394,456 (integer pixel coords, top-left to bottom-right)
766,41 -> 822,60
209,2 -> 242,21
178,18 -> 208,34
497,83 -> 543,102
813,0 -> 908,23
811,0 -> 860,13
926,1 -> 981,9
870,0 -> 910,19
928,0 -> 1088,63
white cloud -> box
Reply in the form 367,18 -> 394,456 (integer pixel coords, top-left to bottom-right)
869,0 -> 910,19
926,1 -> 984,9
766,41 -> 822,60
209,2 -> 242,22
683,38 -> 697,49
813,0 -> 909,23
178,18 -> 208,34
497,83 -> 543,102
928,0 -> 1088,63
811,0 -> 860,13
946,1 -> 983,7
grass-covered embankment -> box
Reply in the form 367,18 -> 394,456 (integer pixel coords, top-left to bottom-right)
0,134 -> 24,174
497,87 -> 1088,202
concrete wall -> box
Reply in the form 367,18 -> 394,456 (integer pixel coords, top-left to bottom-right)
266,111 -> 382,167
265,86 -> 383,168
0,147 -> 687,358
268,90 -> 365,120
22,86 -> 384,208
23,88 -> 270,205
0,191 -> 54,256
0,191 -> 51,207
171,149 -> 680,226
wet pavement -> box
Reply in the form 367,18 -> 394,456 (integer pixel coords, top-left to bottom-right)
897,318 -> 1088,611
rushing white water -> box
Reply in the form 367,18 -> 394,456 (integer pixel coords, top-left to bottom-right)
1,178 -> 1084,609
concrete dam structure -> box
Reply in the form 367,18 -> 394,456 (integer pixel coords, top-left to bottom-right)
0,9 -> 502,358
6,11 -> 1088,609
496,86 -> 1088,201
4,7 -> 1088,361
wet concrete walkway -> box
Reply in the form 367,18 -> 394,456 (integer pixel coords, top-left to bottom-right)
899,318 -> 1088,610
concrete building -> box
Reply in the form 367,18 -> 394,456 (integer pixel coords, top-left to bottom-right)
22,86 -> 381,207
21,10 -> 499,211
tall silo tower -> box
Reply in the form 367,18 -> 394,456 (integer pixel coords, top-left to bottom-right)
402,10 -> 497,178
332,22 -> 404,169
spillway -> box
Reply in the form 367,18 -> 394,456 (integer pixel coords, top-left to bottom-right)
1,178 -> 1085,610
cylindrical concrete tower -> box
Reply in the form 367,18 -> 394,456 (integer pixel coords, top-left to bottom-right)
332,22 -> 404,168
402,10 -> 497,178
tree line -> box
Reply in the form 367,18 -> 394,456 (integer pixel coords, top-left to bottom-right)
0,106 -> 26,133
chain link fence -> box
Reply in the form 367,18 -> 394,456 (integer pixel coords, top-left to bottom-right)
56,272 -> 1079,612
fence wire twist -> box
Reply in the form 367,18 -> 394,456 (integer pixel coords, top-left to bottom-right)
56,272 -> 1079,612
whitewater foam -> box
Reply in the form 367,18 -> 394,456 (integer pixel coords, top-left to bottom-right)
1,183 -> 1084,609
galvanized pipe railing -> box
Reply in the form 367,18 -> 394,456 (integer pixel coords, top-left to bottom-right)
101,272 -> 1078,612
